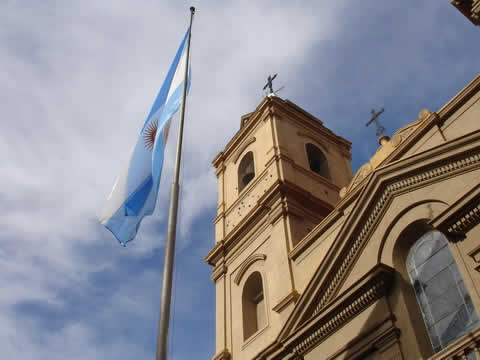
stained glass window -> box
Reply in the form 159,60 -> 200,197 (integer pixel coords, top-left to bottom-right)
406,231 -> 480,352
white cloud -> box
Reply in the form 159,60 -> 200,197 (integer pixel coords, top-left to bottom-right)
1,1 -> 479,359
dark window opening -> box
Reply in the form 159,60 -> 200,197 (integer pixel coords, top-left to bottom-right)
238,151 -> 255,192
306,143 -> 330,179
242,271 -> 266,340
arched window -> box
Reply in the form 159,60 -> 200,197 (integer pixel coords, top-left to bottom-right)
242,271 -> 266,340
238,151 -> 255,193
406,230 -> 480,353
306,143 -> 330,179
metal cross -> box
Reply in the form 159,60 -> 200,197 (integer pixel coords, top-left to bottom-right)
365,108 -> 385,137
263,74 -> 277,94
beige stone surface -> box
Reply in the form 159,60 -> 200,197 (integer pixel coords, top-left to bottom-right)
207,75 -> 480,360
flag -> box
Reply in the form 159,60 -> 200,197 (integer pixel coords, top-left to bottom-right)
100,28 -> 191,246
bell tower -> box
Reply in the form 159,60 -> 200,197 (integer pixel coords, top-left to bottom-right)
205,94 -> 353,360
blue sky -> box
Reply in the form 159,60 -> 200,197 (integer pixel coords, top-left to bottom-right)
1,1 -> 478,359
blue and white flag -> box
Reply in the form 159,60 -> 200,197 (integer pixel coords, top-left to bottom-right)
100,29 -> 191,246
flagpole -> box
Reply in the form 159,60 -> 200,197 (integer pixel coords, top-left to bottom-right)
156,6 -> 195,360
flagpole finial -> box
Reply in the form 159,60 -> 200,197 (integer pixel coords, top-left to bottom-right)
190,6 -> 195,13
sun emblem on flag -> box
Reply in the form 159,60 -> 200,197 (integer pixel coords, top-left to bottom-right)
143,118 -> 158,151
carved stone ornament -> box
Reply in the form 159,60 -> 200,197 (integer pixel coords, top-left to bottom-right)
213,349 -> 231,360
340,109 -> 431,198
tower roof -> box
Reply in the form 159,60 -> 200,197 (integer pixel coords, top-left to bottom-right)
213,95 -> 351,168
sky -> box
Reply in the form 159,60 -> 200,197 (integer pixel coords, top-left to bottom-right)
1,1 -> 479,359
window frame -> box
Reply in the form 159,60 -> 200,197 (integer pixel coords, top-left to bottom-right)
405,230 -> 480,353
241,271 -> 268,341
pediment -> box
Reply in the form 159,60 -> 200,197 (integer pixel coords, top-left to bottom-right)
340,75 -> 480,199
268,130 -> 480,358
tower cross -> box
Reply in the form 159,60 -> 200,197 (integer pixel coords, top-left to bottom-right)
365,108 -> 385,137
263,73 -> 277,94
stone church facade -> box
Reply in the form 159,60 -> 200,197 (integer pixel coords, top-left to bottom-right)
206,74 -> 480,360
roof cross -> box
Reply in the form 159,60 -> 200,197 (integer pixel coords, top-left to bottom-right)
365,108 -> 385,137
263,74 -> 277,94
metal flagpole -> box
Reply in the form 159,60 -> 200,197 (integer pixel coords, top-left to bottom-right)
155,6 -> 195,360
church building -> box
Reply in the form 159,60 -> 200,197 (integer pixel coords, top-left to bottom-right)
205,74 -> 480,360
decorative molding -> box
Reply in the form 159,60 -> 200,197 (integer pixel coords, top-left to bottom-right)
296,132 -> 330,154
211,264 -> 228,282
340,110 -> 432,198
271,133 -> 480,349
234,254 -> 266,285
446,203 -> 480,238
288,265 -> 394,357
240,112 -> 254,128
212,349 -> 231,360
289,209 -> 343,261
325,316 -> 399,360
233,137 -> 257,164
313,148 -> 480,315
451,0 -> 480,26
427,326 -> 480,360
215,163 -> 226,177
213,151 -> 225,170
468,245 -> 480,273
434,183 -> 480,241
272,290 -> 300,313
205,241 -> 224,266
215,94 -> 351,168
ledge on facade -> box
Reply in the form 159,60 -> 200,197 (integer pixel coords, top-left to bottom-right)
451,0 -> 480,26
205,240 -> 224,266
427,326 -> 480,359
324,315 -> 399,360
257,264 -> 395,360
206,178 -> 336,268
213,94 -> 352,171
434,182 -> 480,240
212,349 -> 231,360
272,290 -> 300,313
341,74 -> 480,200
289,209 -> 344,261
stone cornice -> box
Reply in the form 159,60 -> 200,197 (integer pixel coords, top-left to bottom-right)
312,133 -> 480,315
433,182 -> 480,240
214,97 -> 271,167
205,240 -> 224,266
427,326 -> 480,360
341,75 -> 480,199
275,130 -> 480,345
255,264 -> 394,360
212,349 -> 232,360
206,179 -> 335,268
289,209 -> 344,261
212,94 -> 353,168
291,264 -> 394,356
325,317 -> 399,360
451,0 -> 480,26
273,104 -> 351,153
389,74 -> 480,164
211,263 -> 228,282
272,290 -> 300,314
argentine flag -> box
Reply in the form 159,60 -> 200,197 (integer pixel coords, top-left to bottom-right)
100,29 -> 191,246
